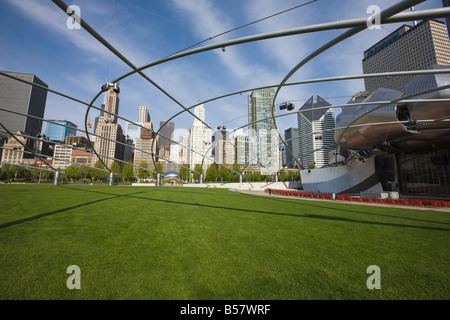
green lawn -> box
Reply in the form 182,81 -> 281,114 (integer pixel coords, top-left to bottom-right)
0,184 -> 449,300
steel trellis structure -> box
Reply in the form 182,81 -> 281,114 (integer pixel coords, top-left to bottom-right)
3,1 -> 448,185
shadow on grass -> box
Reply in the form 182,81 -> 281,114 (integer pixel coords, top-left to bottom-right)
132,185 -> 244,198
56,186 -> 450,232
0,191 -> 144,230
252,193 -> 450,226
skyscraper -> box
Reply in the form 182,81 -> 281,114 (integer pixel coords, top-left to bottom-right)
93,83 -> 125,167
297,95 -> 335,168
159,121 -> 174,161
103,83 -> 120,123
93,104 -> 105,134
188,103 -> 212,170
0,72 -> 48,137
443,0 -> 450,38
234,129 -> 258,167
134,122 -> 158,172
284,127 -> 300,169
248,88 -> 279,171
362,20 -> 450,93
212,129 -> 235,165
43,120 -> 77,142
137,106 -> 150,123
180,131 -> 190,165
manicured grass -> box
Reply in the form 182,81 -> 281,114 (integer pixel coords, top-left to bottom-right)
0,184 -> 449,299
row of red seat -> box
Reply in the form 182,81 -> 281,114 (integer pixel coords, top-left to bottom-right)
264,188 -> 450,208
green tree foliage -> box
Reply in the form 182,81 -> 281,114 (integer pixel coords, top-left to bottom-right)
43,170 -> 55,181
11,165 -> 31,181
218,164 -> 233,182
78,166 -> 90,181
152,162 -> 164,180
192,164 -> 202,182
137,162 -> 151,180
121,161 -> 135,182
205,163 -> 218,182
231,163 -> 241,182
28,163 -> 41,180
178,164 -> 190,182
65,165 -> 79,181
110,161 -> 122,175
279,169 -> 289,182
91,160 -> 108,181
245,171 -> 261,182
0,164 -> 59,183
110,161 -> 122,182
293,170 -> 301,182
1,165 -> 15,181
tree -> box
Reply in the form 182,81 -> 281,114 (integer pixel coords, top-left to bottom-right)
91,160 -> 108,181
11,165 -> 30,181
232,163 -> 241,182
121,161 -> 135,182
0,166 -> 6,181
178,164 -> 190,182
218,164 -> 232,182
29,163 -> 40,181
137,162 -> 151,180
42,169 -> 54,182
251,171 -> 262,182
279,169 -> 289,182
78,166 -> 90,181
293,170 -> 301,182
21,167 -> 31,181
110,161 -> 122,182
65,165 -> 79,182
192,164 -> 203,182
152,162 -> 164,180
205,163 -> 218,182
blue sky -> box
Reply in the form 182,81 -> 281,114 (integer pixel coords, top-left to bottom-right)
0,0 -> 444,141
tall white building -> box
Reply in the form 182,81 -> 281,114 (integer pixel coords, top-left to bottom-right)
169,143 -> 181,164
137,106 -> 150,123
235,129 -> 258,167
235,129 -> 246,166
188,104 -> 212,170
297,95 -> 335,168
180,131 -> 190,165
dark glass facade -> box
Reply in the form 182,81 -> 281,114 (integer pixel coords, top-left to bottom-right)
398,147 -> 450,197
0,72 -> 48,136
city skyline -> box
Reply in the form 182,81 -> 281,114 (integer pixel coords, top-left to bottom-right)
1,0 -> 449,179
1,0 -> 445,138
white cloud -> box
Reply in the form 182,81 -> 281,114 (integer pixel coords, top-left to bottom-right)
5,0 -> 109,58
4,0 -> 443,139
